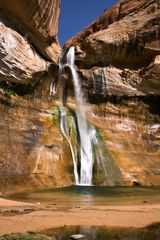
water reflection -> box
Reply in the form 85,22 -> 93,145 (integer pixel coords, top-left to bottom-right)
79,193 -> 93,205
80,226 -> 97,240
40,223 -> 160,240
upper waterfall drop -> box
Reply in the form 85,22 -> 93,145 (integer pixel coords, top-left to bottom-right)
66,46 -> 75,66
66,46 -> 84,110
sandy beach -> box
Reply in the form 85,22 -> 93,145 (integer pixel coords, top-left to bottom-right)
0,197 -> 160,235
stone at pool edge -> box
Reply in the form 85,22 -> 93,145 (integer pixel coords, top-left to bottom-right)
70,234 -> 87,239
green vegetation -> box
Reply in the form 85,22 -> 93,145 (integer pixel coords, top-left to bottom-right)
0,233 -> 55,240
0,81 -> 32,98
0,82 -> 16,98
4,88 -> 15,98
92,129 -> 107,185
1,223 -> 160,240
51,107 -> 59,127
92,170 -> 106,185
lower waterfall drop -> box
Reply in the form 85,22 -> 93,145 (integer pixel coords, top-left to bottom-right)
76,112 -> 96,185
59,107 -> 79,185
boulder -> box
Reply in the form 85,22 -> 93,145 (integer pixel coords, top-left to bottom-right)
70,234 -> 87,240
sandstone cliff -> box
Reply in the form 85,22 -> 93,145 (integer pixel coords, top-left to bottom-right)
0,94 -> 73,193
66,0 -> 160,99
0,0 -> 160,192
0,0 -> 61,85
0,0 -> 65,193
64,0 -> 160,186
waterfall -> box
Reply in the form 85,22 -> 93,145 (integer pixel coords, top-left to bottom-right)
66,47 -> 84,109
63,46 -> 96,185
77,113 -> 96,185
58,46 -> 123,186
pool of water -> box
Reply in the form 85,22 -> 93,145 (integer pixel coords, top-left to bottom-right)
7,186 -> 160,206
40,224 -> 160,240
1,224 -> 160,240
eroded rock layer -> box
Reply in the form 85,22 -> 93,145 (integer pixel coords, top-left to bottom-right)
0,93 -> 73,193
0,0 -> 60,60
0,0 -> 63,192
66,0 -> 160,99
0,0 -> 61,86
87,99 -> 160,186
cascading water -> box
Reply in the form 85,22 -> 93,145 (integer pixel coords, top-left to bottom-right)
56,46 -> 97,185
58,46 -> 124,186
59,107 -> 79,184
66,46 -> 97,186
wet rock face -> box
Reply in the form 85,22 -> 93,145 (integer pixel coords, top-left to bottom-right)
66,0 -> 160,99
0,0 -> 61,86
0,93 -> 73,192
87,99 -> 160,186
